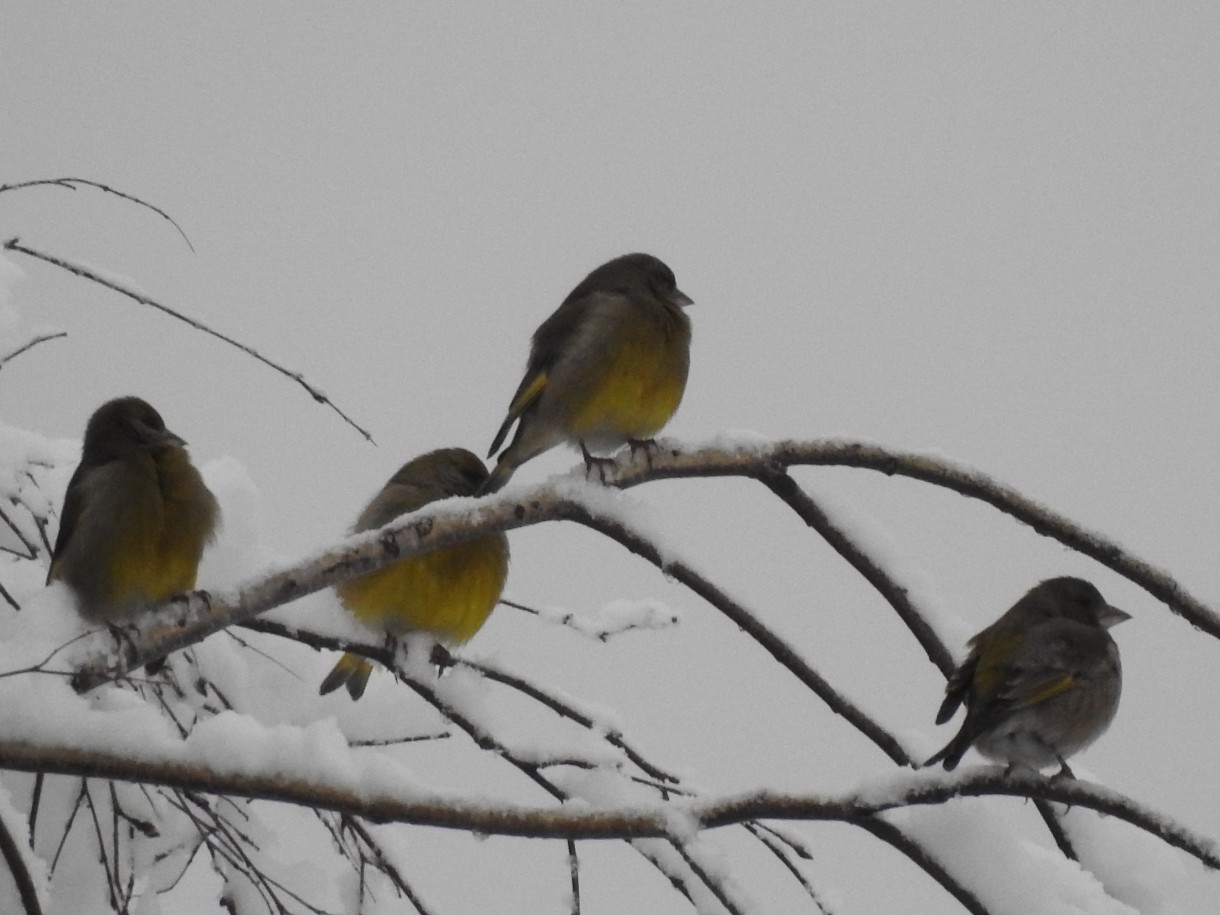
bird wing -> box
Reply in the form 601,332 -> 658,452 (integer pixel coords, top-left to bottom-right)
353,482 -> 434,533
935,656 -> 976,724
487,370 -> 548,457
996,620 -> 1101,710
45,462 -> 89,584
487,290 -> 607,457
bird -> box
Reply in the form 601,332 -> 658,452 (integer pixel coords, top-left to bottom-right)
47,397 -> 220,624
320,448 -> 510,700
926,576 -> 1130,776
481,252 -> 693,493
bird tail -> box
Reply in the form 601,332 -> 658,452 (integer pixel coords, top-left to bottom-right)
923,732 -> 970,770
319,652 -> 374,700
477,456 -> 518,495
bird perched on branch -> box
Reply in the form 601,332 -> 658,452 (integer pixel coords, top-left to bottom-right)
47,397 -> 219,624
926,576 -> 1129,776
481,252 -> 693,493
320,448 -> 510,700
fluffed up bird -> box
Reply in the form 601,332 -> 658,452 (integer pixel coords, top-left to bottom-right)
926,576 -> 1129,776
47,397 -> 220,623
320,448 -> 510,700
481,252 -> 693,493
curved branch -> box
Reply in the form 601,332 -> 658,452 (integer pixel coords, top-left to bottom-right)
0,333 -> 68,371
599,440 -> 1220,640
66,440 -> 1220,684
72,485 -> 912,769
555,500 -> 914,766
2,237 -> 374,444
0,177 -> 194,251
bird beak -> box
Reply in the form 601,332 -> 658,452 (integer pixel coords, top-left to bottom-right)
671,288 -> 694,308
1098,605 -> 1131,628
158,429 -> 188,448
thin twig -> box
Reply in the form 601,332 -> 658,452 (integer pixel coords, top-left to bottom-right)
3,237 -> 375,444
567,839 -> 581,915
743,823 -> 831,915
851,815 -> 991,915
1034,799 -> 1078,861
0,332 -> 68,370
0,800 -> 44,915
0,177 -> 194,251
344,817 -> 437,915
561,502 -> 914,767
756,470 -> 956,678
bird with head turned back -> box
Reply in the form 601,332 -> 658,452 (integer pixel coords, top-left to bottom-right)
481,252 -> 693,494
926,576 -> 1130,776
320,448 -> 510,700
47,397 -> 220,631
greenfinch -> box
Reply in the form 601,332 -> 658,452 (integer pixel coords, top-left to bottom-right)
47,397 -> 220,623
482,253 -> 693,493
926,576 -> 1129,775
320,448 -> 510,700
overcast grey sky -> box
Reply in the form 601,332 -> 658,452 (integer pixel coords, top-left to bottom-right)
2,4 -> 1219,912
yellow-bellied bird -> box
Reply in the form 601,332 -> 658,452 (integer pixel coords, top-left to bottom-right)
48,397 -> 219,623
482,253 -> 692,493
320,448 -> 510,700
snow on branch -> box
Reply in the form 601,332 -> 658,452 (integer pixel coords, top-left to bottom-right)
68,439 -> 1219,688
0,729 -> 1213,869
605,438 -> 1220,640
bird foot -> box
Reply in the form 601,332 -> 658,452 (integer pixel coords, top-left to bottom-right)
1052,757 -> 1076,780
429,643 -> 457,674
579,442 -> 617,483
626,437 -> 660,469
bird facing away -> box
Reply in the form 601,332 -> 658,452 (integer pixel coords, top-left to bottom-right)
481,252 -> 693,493
47,397 -> 220,623
926,576 -> 1129,775
320,448 -> 510,700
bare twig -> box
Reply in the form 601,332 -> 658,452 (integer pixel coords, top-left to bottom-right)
0,580 -> 20,611
1034,799 -> 1078,862
744,823 -> 833,915
0,177 -> 194,251
342,817 -> 436,915
851,815 -> 991,915
0,332 -> 68,370
0,800 -> 44,915
3,237 -> 374,444
561,501 -> 913,766
756,469 -> 956,678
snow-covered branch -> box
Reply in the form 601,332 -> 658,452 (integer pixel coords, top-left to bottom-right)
0,729 -> 1214,869
606,439 -> 1220,640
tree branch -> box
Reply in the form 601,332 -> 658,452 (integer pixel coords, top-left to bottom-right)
0,177 -> 194,251
0,740 -> 1211,870
597,440 -> 1220,640
2,237 -> 374,444
755,469 -> 956,677
0,333 -> 68,371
